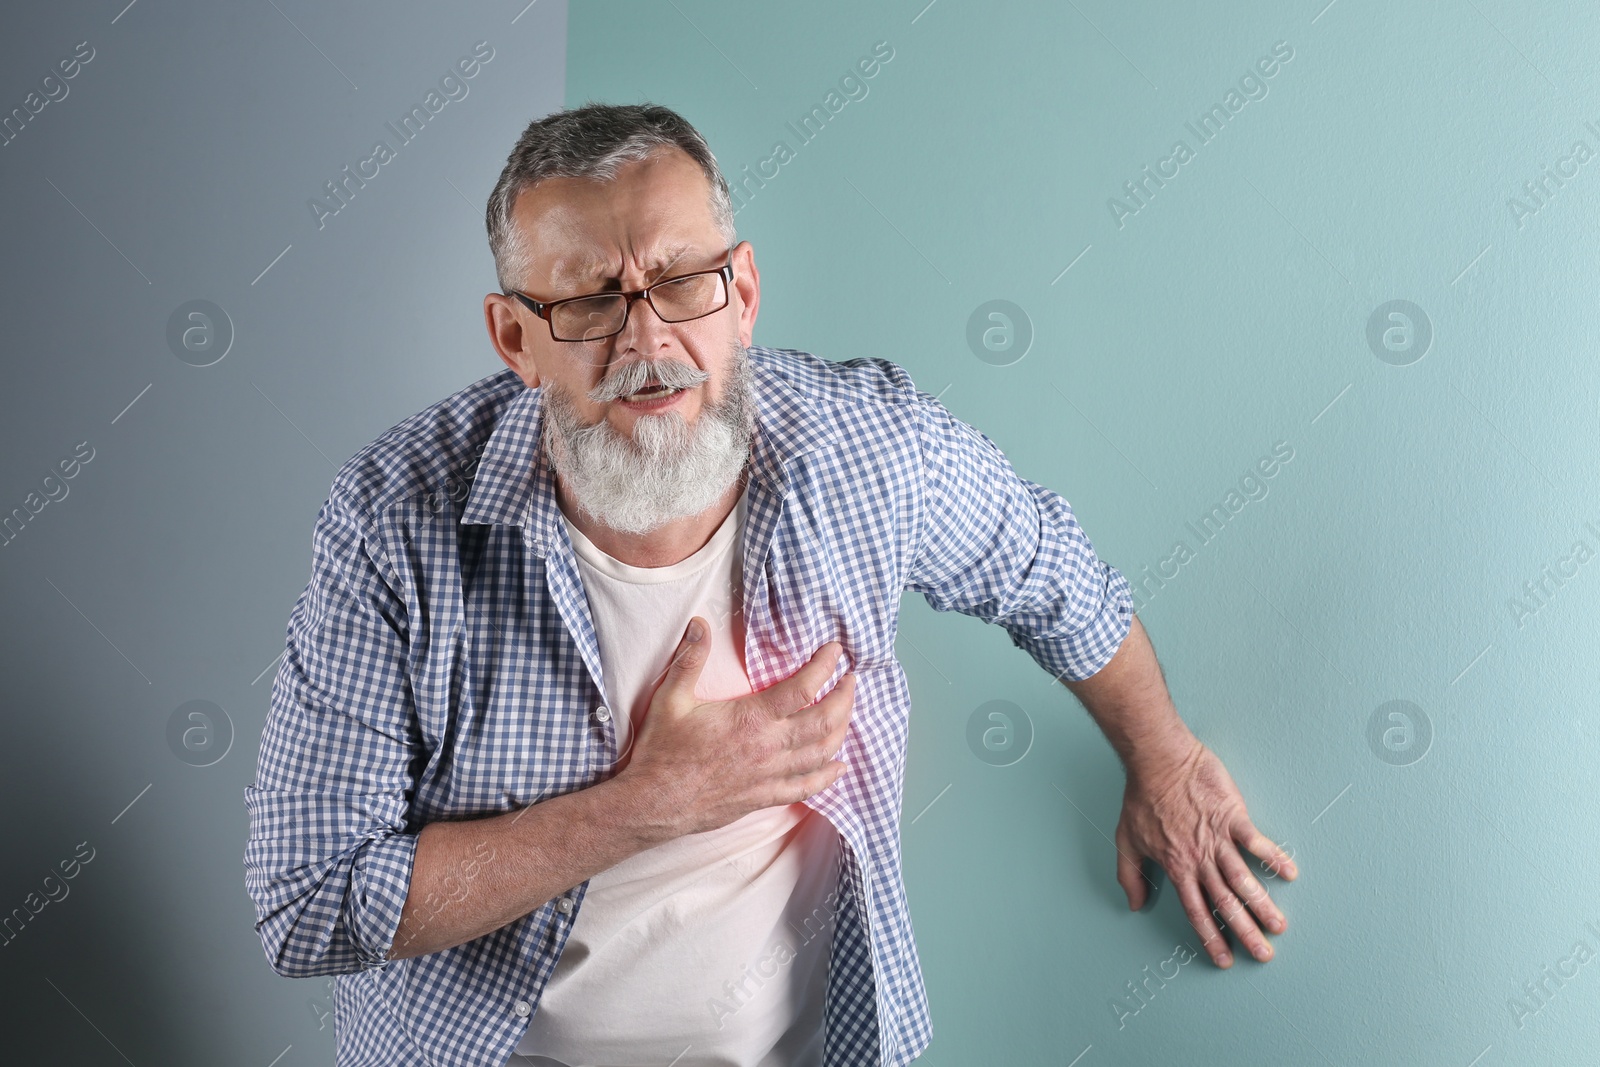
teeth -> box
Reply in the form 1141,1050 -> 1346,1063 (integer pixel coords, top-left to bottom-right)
626,385 -> 677,401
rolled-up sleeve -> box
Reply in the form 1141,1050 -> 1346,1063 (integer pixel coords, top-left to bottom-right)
243,489 -> 424,978
903,388 -> 1134,681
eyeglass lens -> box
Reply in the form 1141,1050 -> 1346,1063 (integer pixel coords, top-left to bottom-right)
551,271 -> 727,342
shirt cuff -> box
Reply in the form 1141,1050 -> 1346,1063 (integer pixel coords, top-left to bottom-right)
349,830 -> 421,968
1010,559 -> 1135,682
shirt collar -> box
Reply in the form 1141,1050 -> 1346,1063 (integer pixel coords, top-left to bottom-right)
459,347 -> 840,555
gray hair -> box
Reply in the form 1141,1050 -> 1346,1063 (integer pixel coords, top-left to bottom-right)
485,102 -> 738,293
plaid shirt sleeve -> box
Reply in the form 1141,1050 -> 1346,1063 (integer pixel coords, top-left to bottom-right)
243,488 -> 425,978
903,387 -> 1134,682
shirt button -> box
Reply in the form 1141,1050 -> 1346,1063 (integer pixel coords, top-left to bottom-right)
513,999 -> 531,1018
594,705 -> 611,723
556,896 -> 575,915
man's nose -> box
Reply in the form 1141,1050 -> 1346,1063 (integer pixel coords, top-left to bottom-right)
615,288 -> 674,354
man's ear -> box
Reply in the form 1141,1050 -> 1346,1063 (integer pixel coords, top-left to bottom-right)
732,241 -> 759,349
484,293 -> 541,389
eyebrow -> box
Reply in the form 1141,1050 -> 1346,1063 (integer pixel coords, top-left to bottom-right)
554,243 -> 705,291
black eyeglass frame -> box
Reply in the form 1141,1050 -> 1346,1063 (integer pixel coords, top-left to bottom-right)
505,249 -> 736,343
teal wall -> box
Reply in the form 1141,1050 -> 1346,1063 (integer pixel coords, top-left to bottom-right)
570,3 -> 1600,1064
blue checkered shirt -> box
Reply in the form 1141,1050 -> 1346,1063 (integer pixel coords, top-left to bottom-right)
243,344 -> 1133,1067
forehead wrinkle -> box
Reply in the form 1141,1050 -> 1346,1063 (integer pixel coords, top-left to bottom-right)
548,250 -> 611,290
552,240 -> 703,292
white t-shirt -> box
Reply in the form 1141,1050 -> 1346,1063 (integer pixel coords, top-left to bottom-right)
510,486 -> 843,1067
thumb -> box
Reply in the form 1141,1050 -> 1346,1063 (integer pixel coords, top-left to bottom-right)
1117,829 -> 1148,912
661,615 -> 711,701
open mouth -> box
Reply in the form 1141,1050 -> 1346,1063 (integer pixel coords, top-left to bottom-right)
623,383 -> 682,402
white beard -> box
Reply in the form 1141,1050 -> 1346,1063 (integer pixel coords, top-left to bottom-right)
540,341 -> 757,535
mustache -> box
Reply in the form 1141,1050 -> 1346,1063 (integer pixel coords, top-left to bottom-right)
586,357 -> 712,403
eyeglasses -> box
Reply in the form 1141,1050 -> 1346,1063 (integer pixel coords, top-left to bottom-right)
506,248 -> 735,348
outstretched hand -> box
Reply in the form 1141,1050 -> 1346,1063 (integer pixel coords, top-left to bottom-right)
1114,738 -> 1298,968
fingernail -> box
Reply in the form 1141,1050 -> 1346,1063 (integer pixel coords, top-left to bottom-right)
1218,953 -> 1231,966
686,619 -> 703,642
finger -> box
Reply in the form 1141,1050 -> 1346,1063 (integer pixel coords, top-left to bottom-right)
766,641 -> 845,717
792,670 -> 857,734
1217,845 -> 1285,935
780,675 -> 856,769
776,758 -> 848,807
780,694 -> 857,777
1174,875 -> 1233,968
1201,861 -> 1273,963
1114,824 -> 1148,912
658,616 -> 711,703
811,672 -> 858,733
1239,822 -> 1298,881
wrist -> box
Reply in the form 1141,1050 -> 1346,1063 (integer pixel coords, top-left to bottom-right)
604,769 -> 683,848
1123,720 -> 1203,785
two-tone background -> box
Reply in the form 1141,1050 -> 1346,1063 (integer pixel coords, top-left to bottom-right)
2,1 -> 1596,1064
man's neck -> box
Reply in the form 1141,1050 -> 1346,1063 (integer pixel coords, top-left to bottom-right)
554,467 -> 748,568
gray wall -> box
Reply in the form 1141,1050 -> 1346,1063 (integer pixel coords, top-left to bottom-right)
0,2 -> 565,1062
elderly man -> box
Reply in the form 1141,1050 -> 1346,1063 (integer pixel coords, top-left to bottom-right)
244,103 -> 1296,1067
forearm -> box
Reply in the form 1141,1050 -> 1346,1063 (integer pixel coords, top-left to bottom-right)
387,774 -> 670,961
1061,614 -> 1200,782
